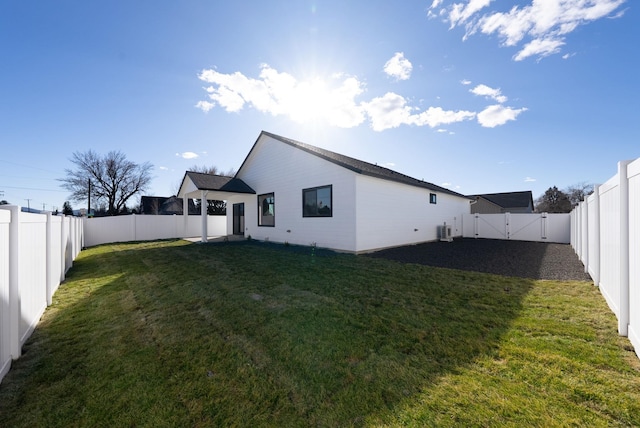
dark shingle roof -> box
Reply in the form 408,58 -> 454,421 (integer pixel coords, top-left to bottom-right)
469,191 -> 534,209
255,131 -> 468,198
185,172 -> 255,194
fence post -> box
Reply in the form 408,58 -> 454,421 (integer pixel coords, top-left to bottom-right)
619,161 -> 631,336
573,202 -> 582,260
473,213 -> 479,238
505,212 -> 511,239
6,206 -> 21,359
46,212 -> 53,306
580,200 -> 589,268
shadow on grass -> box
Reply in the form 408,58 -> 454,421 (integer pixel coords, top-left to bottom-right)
0,239 -> 536,426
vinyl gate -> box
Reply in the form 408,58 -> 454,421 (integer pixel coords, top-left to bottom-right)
462,213 -> 571,243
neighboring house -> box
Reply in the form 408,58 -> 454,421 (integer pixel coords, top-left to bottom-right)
468,191 -> 534,214
178,131 -> 472,253
140,196 -> 198,215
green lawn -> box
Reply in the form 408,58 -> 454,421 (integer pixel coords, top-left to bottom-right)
1,239 -> 638,427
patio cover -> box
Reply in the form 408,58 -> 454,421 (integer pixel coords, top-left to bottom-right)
177,171 -> 255,242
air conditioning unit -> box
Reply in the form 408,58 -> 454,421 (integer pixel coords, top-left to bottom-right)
439,223 -> 453,242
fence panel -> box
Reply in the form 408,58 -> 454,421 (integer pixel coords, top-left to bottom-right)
83,215 -> 228,247
463,213 -> 507,240
0,210 -> 11,381
462,213 -> 570,243
598,174 -> 622,318
571,158 -> 639,359
18,213 -> 48,346
586,192 -> 600,282
0,207 -> 83,384
628,159 -> 640,354
134,215 -> 180,241
48,214 -> 63,300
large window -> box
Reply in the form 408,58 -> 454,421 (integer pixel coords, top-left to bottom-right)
303,185 -> 332,217
258,193 -> 275,226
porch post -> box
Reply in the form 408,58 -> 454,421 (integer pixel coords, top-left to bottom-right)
201,190 -> 208,243
183,194 -> 188,238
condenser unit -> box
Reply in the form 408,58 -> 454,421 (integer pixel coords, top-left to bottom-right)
439,223 -> 453,242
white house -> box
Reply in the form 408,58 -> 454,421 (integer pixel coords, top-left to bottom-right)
178,131 -> 471,253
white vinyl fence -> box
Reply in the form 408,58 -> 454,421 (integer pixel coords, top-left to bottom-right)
84,214 -> 227,247
0,206 -> 83,384
462,213 -> 571,243
571,158 -> 640,359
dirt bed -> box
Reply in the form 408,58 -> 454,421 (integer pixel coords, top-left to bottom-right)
366,238 -> 592,281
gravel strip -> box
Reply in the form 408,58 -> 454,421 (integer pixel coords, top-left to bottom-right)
367,238 -> 592,281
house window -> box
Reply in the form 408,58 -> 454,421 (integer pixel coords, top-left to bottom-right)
303,185 -> 332,217
430,193 -> 437,204
258,193 -> 275,226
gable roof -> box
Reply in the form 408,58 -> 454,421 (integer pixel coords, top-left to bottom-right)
469,191 -> 534,209
238,131 -> 469,199
182,171 -> 255,194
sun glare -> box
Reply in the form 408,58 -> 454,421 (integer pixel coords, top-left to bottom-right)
289,78 -> 332,124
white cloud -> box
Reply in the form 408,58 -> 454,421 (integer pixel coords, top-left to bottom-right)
525,176 -> 537,182
412,106 -> 476,128
477,104 -> 527,127
198,64 -> 366,128
195,100 -> 214,112
197,64 -> 523,131
513,38 -> 565,61
159,166 -> 169,171
362,93 -> 476,131
460,79 -> 472,85
176,152 -> 199,159
431,0 -> 627,60
383,52 -> 413,80
363,93 -> 414,131
470,84 -> 507,103
448,0 -> 493,28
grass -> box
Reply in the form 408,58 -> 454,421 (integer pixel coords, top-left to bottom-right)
0,239 -> 639,427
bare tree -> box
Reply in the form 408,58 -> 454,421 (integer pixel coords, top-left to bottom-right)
565,182 -> 594,207
188,164 -> 236,176
60,150 -> 152,216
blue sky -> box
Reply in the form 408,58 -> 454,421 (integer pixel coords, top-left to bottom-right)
1,0 -> 637,212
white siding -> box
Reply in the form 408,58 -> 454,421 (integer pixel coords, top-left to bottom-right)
236,135 -> 358,251
354,175 -> 468,252
234,134 -> 471,253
